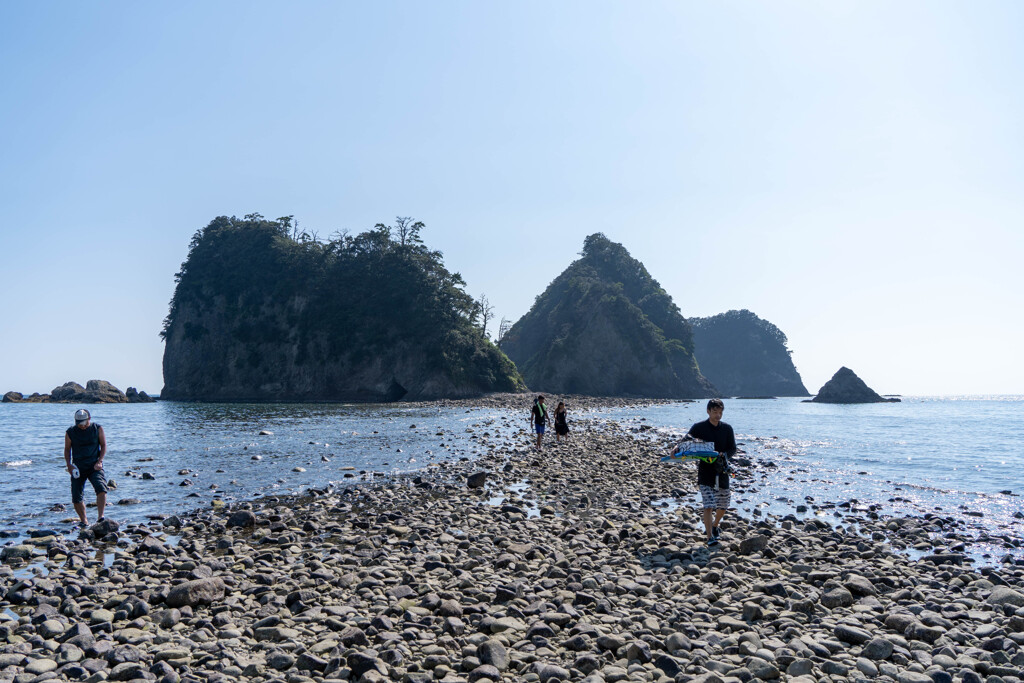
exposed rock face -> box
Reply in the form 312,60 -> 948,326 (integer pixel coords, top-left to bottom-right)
2,380 -> 150,403
810,366 -> 900,403
161,215 -> 525,401
125,387 -> 156,403
690,310 -> 809,397
500,233 -> 715,398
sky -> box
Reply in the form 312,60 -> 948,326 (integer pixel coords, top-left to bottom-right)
1,1 -> 1022,397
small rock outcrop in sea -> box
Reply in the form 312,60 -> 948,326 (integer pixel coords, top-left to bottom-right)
500,233 -> 715,398
2,380 -> 156,403
161,215 -> 525,401
690,309 -> 809,397
810,366 -> 901,403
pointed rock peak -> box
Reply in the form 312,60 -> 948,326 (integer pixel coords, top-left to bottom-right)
811,367 -> 900,404
500,234 -> 715,398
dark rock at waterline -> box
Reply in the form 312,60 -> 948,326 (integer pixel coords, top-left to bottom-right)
2,391 -> 22,403
467,471 -> 488,489
90,518 -> 119,537
226,510 -> 256,528
809,366 -> 900,404
125,387 -> 156,403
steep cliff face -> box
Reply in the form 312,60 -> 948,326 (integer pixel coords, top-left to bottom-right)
161,215 -> 525,401
500,234 -> 715,398
689,310 -> 809,397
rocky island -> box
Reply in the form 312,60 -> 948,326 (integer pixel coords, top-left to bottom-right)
499,234 -> 715,398
2,380 -> 155,403
160,215 -> 525,401
810,367 -> 901,403
689,310 -> 809,397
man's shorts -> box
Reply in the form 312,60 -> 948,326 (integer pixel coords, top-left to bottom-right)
71,464 -> 108,504
699,484 -> 731,510
535,424 -> 545,435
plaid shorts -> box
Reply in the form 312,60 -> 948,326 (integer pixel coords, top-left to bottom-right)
71,464 -> 108,504
699,484 -> 731,510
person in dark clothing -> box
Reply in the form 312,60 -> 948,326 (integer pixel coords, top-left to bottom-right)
530,396 -> 550,450
554,401 -> 569,443
682,398 -> 736,546
64,408 -> 108,525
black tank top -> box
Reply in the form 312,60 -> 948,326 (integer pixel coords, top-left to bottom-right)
67,423 -> 101,464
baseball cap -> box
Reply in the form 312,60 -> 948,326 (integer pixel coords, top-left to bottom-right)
74,409 -> 91,423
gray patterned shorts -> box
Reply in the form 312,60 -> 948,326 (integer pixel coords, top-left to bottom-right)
699,484 -> 731,510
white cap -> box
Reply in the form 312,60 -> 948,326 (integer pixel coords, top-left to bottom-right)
74,409 -> 91,423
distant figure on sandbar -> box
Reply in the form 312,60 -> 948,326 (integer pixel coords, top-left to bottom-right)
554,401 -> 570,443
682,398 -> 736,546
64,409 -> 108,526
530,395 -> 550,450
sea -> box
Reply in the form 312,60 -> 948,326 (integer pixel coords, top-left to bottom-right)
1,396 -> 1022,564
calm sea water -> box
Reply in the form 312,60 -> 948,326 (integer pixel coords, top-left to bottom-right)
1,397 -> 1022,561
600,396 -> 1024,561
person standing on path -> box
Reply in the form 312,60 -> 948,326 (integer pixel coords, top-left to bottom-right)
685,398 -> 736,546
530,395 -> 551,450
64,408 -> 108,525
554,401 -> 570,443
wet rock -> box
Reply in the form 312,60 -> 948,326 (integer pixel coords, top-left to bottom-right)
0,545 -> 32,561
226,510 -> 256,528
467,471 -> 488,488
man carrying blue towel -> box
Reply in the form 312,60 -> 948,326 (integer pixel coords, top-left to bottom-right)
686,398 -> 736,546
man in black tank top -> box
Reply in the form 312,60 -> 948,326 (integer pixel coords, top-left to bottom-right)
64,408 -> 108,525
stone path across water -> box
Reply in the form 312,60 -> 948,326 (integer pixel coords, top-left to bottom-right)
2,406 -> 1024,683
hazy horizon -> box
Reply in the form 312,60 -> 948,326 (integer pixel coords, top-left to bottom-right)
2,1 -> 1023,397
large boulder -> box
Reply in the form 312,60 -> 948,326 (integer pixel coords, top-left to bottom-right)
48,380 -> 129,403
166,578 -> 226,607
84,380 -> 128,403
2,391 -> 22,403
50,382 -> 88,402
810,367 -> 900,404
125,387 -> 156,403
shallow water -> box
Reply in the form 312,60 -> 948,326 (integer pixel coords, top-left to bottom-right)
0,401 -> 521,534
595,396 -> 1024,561
1,396 -> 1022,562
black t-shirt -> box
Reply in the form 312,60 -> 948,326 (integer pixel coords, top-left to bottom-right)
67,423 -> 102,465
687,419 -> 736,488
532,402 -> 548,425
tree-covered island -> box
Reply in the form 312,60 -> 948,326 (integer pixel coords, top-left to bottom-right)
161,215 -> 525,401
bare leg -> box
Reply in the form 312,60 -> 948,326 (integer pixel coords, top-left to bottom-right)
714,508 -> 726,528
96,491 -> 106,521
703,508 -> 714,539
73,502 -> 88,525
536,433 -> 542,450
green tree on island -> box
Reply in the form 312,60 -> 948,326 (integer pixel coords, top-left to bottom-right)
161,215 -> 524,401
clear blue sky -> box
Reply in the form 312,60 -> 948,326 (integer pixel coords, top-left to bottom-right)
2,1 -> 1022,396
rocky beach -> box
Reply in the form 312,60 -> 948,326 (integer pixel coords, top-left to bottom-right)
2,397 -> 1023,683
